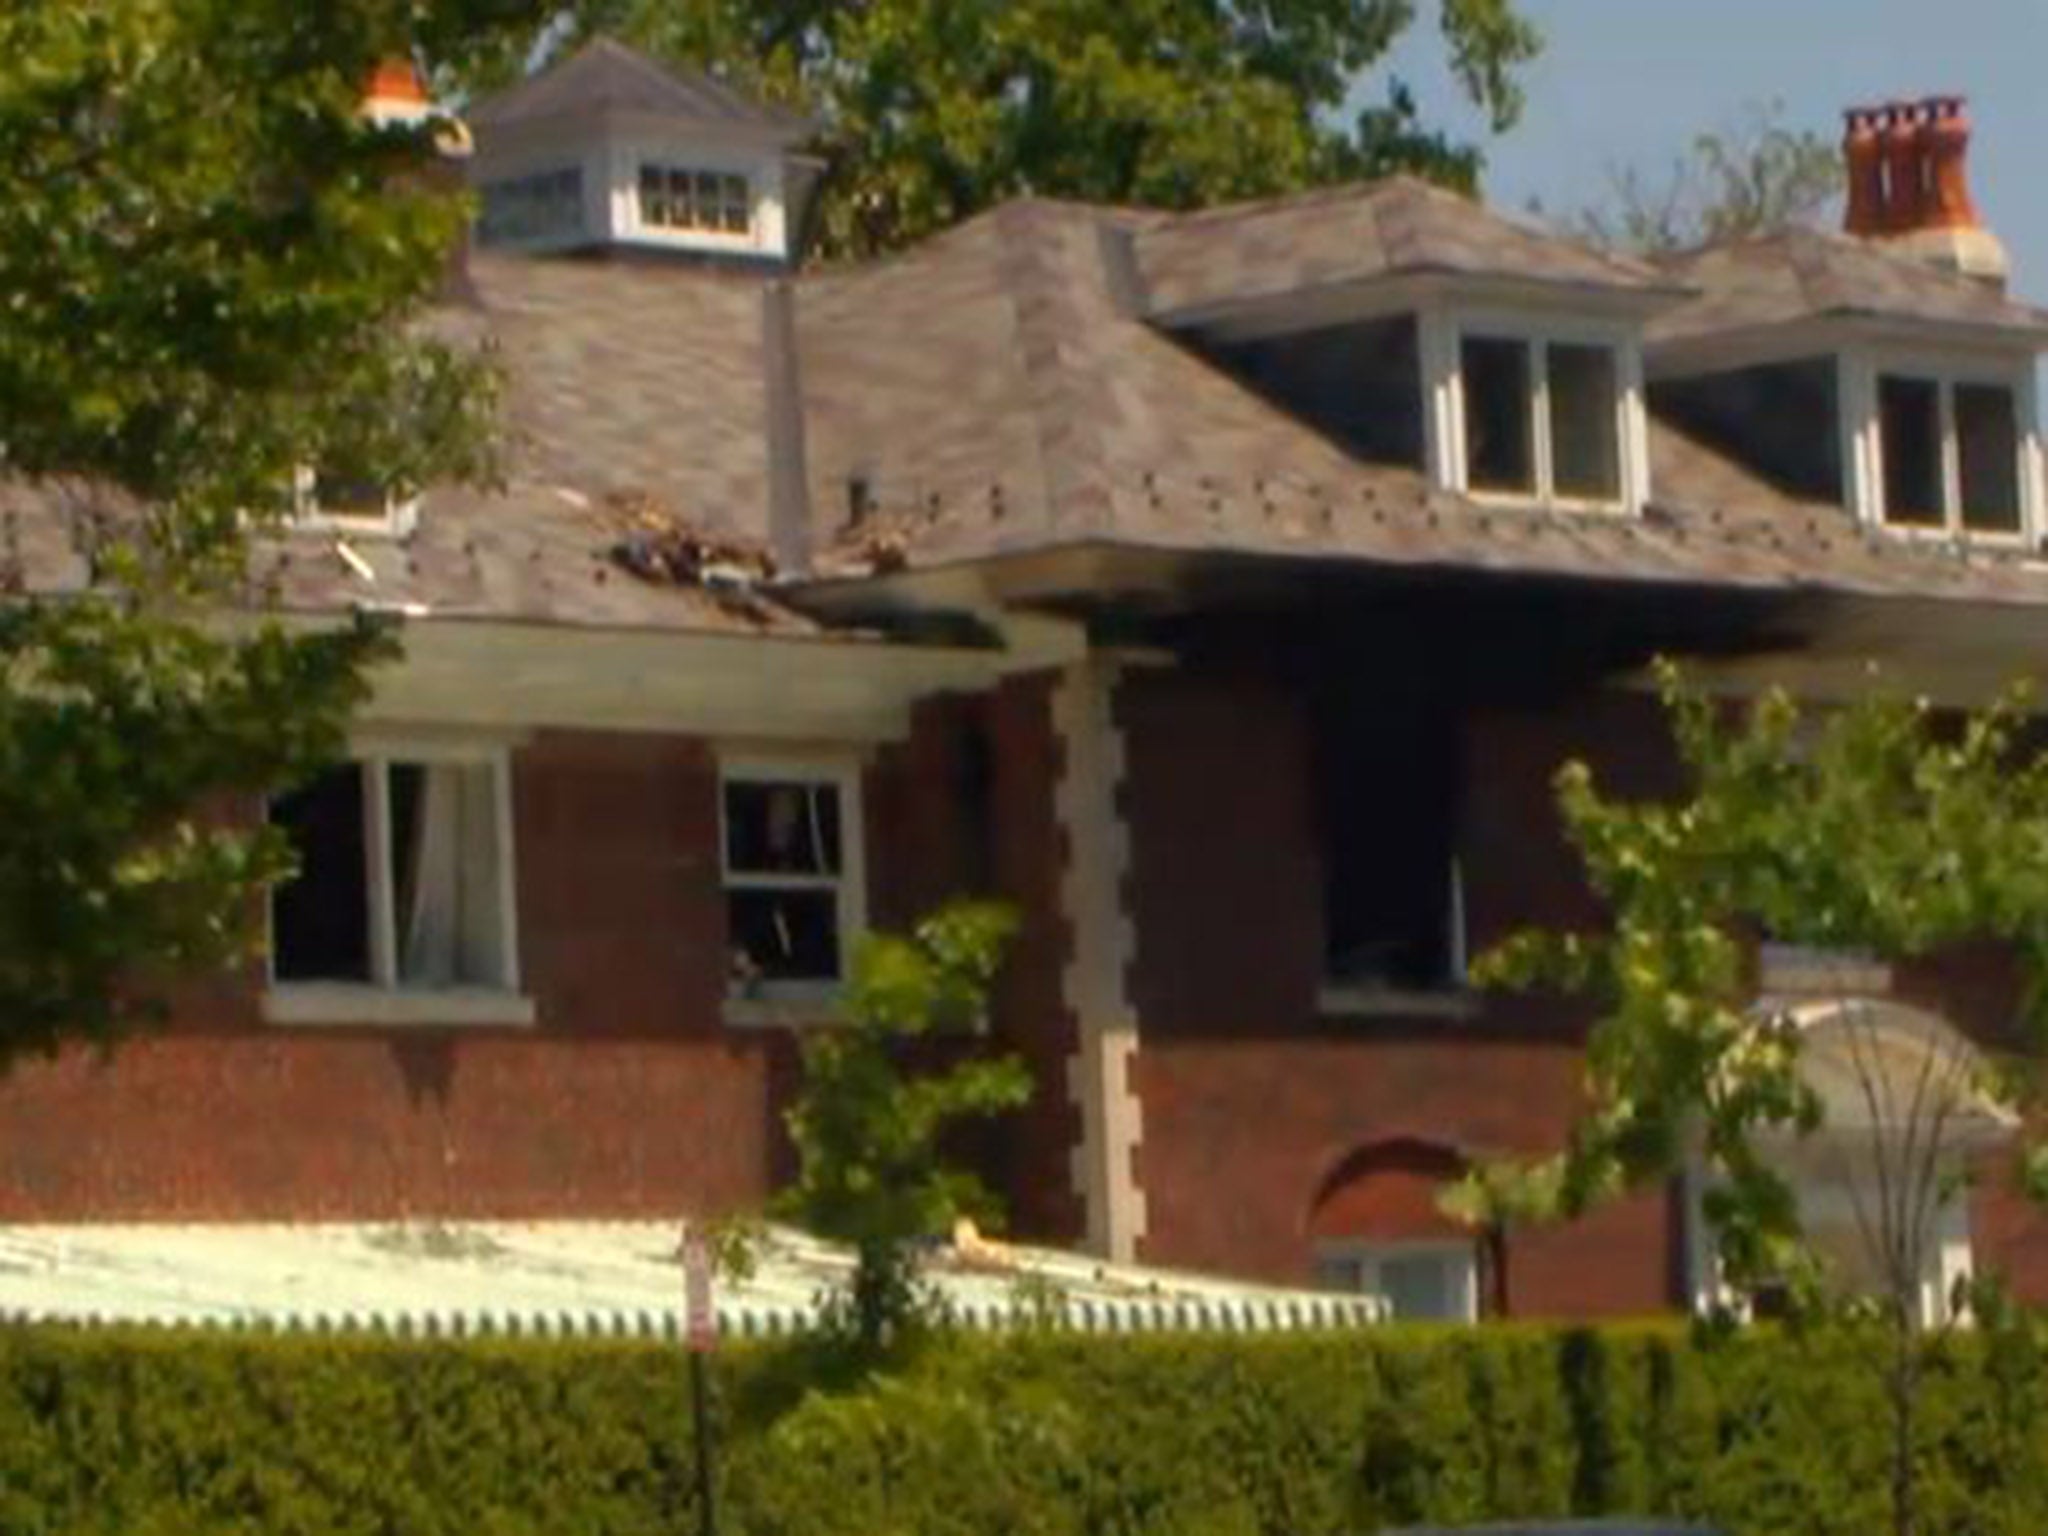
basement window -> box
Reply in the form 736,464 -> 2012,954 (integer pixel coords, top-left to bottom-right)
267,747 -> 528,1025
1877,373 -> 2026,537
1459,331 -> 1625,506
1315,1241 -> 1478,1322
722,758 -> 866,1002
1314,693 -> 1465,997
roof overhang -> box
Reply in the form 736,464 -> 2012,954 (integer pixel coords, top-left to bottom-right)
1647,312 -> 2048,380
1154,268 -> 1692,346
293,613 -> 1017,741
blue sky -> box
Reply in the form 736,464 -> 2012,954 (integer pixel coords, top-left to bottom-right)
1385,0 -> 2047,299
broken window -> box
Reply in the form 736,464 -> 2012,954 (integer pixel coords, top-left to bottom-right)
1461,332 -> 1624,505
723,764 -> 862,996
270,754 -> 515,992
1314,692 -> 1464,992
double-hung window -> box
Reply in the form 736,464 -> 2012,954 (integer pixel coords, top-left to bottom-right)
1459,330 -> 1626,507
721,758 -> 865,1002
266,746 -> 528,1025
1874,370 -> 2026,537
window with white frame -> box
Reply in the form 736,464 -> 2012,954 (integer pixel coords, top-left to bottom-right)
1457,331 -> 1626,506
1875,371 -> 2025,536
269,751 -> 517,995
638,164 -> 753,236
721,761 -> 864,998
291,464 -> 419,539
1315,1240 -> 1478,1322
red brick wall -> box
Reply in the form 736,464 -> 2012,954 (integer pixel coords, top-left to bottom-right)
0,729 -> 795,1220
1121,666 -> 1678,1316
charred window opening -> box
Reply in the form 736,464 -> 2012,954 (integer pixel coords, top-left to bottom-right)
1879,374 -> 1945,527
1203,315 -> 1423,469
1650,358 -> 1843,503
1314,692 -> 1464,992
723,771 -> 855,993
272,765 -> 371,983
1956,382 -> 2022,533
1461,336 -> 1535,494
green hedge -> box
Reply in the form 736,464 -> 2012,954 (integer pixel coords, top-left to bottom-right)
4,1321 -> 2047,1535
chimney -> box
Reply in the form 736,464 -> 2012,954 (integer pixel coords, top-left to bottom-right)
1842,95 -> 2008,287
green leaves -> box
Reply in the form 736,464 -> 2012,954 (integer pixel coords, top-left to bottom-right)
1454,662 -> 2048,1283
776,900 -> 1031,1350
474,0 -> 1541,259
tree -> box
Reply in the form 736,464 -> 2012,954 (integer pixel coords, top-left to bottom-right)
776,900 -> 1031,1350
459,0 -> 1542,258
1559,101 -> 1842,255
1456,662 -> 2048,1536
0,0 -> 548,1065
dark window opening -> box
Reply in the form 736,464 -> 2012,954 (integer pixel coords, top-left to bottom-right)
1548,342 -> 1621,500
1204,315 -> 1423,469
727,888 -> 841,985
310,462 -> 390,521
1957,382 -> 2021,533
1315,693 -> 1463,991
1462,337 -> 1534,493
271,765 -> 371,983
1649,358 -> 1843,504
724,777 -> 847,991
1879,374 -> 1944,527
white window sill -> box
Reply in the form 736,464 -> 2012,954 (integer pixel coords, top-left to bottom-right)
723,988 -> 843,1029
261,984 -> 537,1029
1316,985 -> 1479,1021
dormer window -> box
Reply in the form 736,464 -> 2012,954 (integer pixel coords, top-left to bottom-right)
1435,319 -> 1641,511
477,166 -> 585,247
1837,351 -> 2039,541
638,165 -> 752,237
292,465 -> 419,540
1876,373 -> 2023,536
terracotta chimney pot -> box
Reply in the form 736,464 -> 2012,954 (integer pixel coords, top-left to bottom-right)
1842,106 -> 1886,236
1920,96 -> 1980,229
1879,101 -> 1927,234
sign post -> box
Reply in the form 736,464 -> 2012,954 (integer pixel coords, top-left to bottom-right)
680,1225 -> 719,1536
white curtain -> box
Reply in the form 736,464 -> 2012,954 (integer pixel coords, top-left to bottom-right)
399,763 -> 503,988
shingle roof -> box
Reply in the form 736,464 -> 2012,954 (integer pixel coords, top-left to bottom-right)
793,197 -> 2048,608
468,36 -> 813,142
1649,228 -> 2048,348
1129,177 -> 1677,323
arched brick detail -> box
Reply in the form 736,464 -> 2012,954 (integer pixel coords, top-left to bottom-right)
1309,1138 -> 1470,1243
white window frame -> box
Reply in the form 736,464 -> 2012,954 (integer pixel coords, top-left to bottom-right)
612,135 -> 769,255
1315,1238 -> 1479,1323
718,751 -> 868,1017
291,465 -> 421,541
262,737 -> 530,1028
1839,346 -> 2042,543
1420,307 -> 1650,516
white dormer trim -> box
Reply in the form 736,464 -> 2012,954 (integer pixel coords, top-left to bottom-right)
291,467 -> 420,541
1419,306 -> 1650,515
1837,345 -> 2043,543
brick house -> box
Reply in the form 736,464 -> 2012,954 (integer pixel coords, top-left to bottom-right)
5,44 -> 2048,1323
